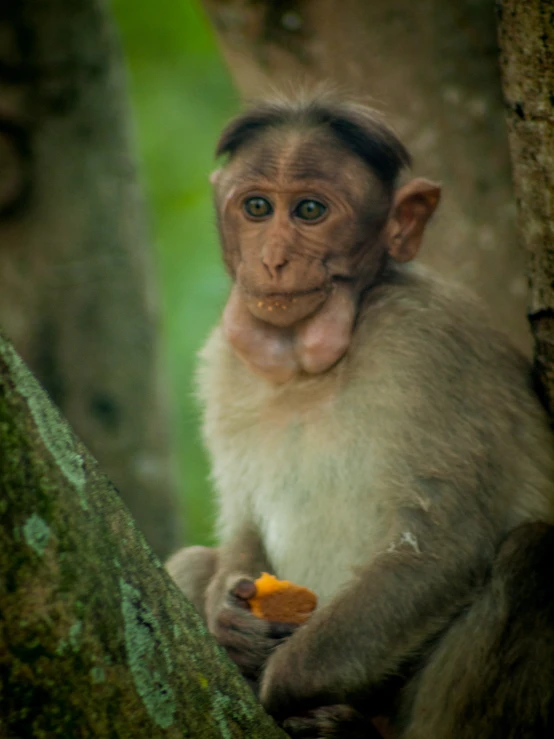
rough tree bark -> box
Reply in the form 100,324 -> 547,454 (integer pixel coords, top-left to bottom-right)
497,0 -> 554,417
0,0 -> 179,558
201,0 -> 530,354
0,332 -> 286,738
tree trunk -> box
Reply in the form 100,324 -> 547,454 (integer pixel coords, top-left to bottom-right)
200,0 -> 530,354
0,332 -> 286,738
0,0 -> 179,558
497,0 -> 554,417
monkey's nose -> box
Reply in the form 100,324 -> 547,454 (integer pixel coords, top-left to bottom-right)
262,257 -> 288,280
262,246 -> 289,280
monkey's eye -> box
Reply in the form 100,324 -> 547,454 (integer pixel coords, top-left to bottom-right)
244,197 -> 273,218
294,199 -> 327,222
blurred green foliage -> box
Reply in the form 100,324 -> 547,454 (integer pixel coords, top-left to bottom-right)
111,0 -> 238,545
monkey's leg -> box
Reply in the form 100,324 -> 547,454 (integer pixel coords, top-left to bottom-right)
165,545 -> 218,620
401,522 -> 554,739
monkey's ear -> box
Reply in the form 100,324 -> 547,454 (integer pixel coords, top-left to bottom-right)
210,169 -> 221,185
385,178 -> 441,263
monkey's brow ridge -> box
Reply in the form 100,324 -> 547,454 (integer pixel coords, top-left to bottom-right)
216,98 -> 411,188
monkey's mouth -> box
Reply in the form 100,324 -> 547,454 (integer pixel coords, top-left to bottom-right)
243,286 -> 328,327
253,287 -> 324,300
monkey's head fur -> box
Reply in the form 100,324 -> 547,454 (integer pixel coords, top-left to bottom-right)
211,96 -> 441,383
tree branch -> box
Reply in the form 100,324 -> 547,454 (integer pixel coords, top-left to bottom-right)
0,332 -> 286,738
497,0 -> 554,416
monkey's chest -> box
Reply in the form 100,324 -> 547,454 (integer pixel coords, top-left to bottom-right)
247,418 -> 389,604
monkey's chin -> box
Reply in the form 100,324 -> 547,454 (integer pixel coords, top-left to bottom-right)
243,289 -> 328,328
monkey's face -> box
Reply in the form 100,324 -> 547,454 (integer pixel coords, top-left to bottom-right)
213,129 -> 391,329
212,119 -> 440,381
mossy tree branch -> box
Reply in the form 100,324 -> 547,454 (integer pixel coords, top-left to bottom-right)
0,332 -> 286,738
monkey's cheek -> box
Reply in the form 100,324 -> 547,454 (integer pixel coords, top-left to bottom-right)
296,286 -> 357,374
297,324 -> 351,375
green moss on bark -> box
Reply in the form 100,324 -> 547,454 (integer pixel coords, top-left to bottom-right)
0,332 -> 287,737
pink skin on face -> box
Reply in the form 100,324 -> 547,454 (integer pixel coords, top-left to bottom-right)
222,281 -> 357,383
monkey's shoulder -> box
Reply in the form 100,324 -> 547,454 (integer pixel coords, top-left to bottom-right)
349,265 -> 552,448
356,265 -> 530,382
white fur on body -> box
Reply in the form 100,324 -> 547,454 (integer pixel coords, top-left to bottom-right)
198,265 -> 554,606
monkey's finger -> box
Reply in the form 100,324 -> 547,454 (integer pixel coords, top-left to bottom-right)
224,639 -> 276,678
267,620 -> 298,639
282,713 -> 323,738
216,605 -> 270,637
215,611 -> 273,648
284,706 -> 385,739
231,578 -> 257,602
225,646 -> 262,676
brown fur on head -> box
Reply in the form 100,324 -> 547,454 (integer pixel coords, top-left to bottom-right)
212,96 -> 440,382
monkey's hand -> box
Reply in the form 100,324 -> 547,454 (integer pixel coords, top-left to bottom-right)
283,705 -> 389,739
208,576 -> 297,679
259,616 -> 369,723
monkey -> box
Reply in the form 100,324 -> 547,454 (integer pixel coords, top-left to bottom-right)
166,96 -> 554,738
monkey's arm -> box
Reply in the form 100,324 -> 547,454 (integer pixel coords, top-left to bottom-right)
260,504 -> 495,719
207,523 -> 271,596
206,524 -> 296,679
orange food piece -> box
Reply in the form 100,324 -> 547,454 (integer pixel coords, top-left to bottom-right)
248,572 -> 317,624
